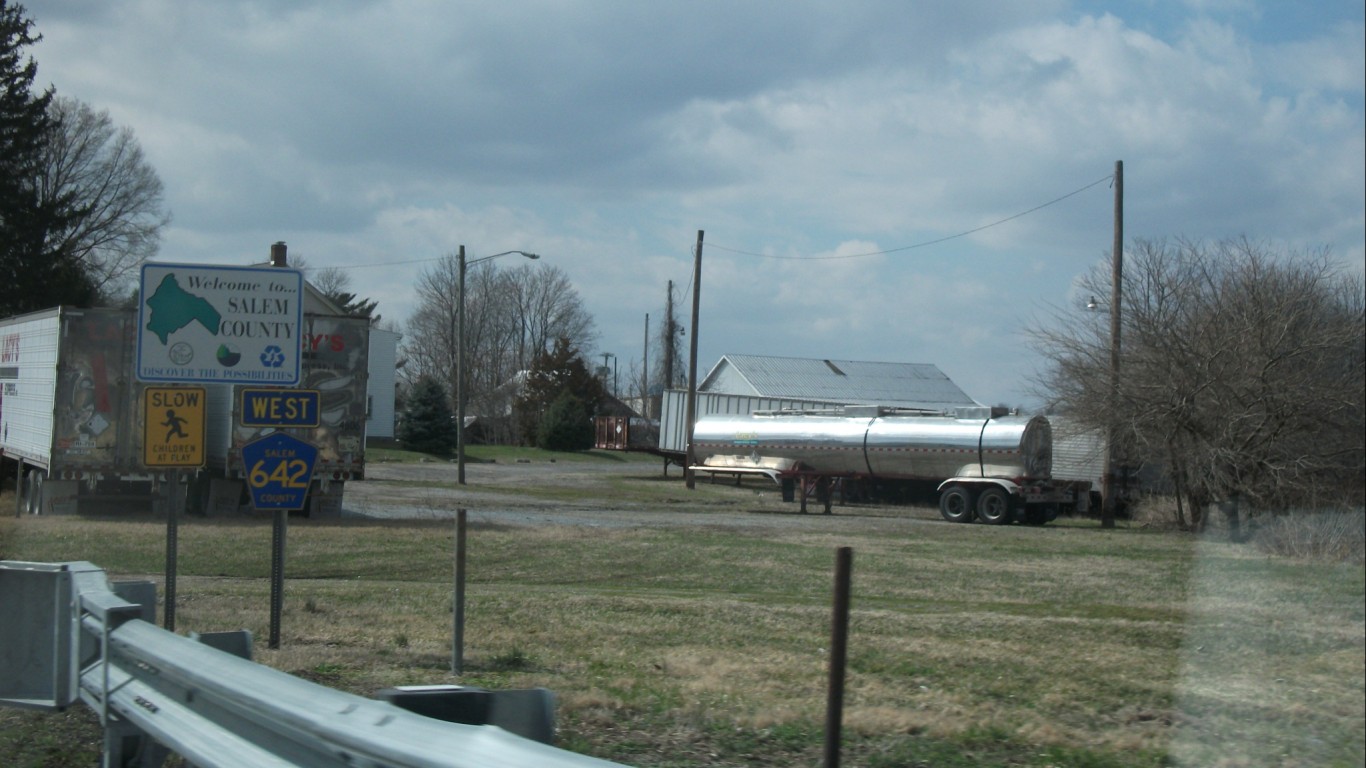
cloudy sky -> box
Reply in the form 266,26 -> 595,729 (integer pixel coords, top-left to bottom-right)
22,0 -> 1365,408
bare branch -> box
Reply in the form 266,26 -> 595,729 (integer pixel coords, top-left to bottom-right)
1030,238 -> 1365,517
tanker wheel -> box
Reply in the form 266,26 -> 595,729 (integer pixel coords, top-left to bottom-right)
976,487 -> 1012,525
939,486 -> 974,523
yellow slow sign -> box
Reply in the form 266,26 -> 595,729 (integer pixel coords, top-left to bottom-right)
143,386 -> 207,467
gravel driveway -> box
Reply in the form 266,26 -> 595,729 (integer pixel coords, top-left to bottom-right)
343,456 -> 933,532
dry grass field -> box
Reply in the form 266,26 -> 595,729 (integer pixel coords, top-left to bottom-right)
1,450 -> 1362,767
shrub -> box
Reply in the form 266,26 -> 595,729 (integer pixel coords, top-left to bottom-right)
1253,509 -> 1365,564
397,375 -> 456,456
535,391 -> 593,452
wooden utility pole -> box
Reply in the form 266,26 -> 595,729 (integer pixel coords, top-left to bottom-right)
684,230 -> 703,490
1102,161 -> 1123,529
663,281 -> 676,392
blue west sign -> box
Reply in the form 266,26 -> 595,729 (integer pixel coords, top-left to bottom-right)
240,388 -> 321,427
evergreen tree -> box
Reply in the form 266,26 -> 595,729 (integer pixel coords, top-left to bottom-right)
330,291 -> 381,324
536,391 -> 593,451
1,2 -> 93,315
397,375 -> 457,455
514,337 -> 606,446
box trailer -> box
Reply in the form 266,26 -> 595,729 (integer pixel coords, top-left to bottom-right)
1,307 -> 368,517
1,308 -> 147,515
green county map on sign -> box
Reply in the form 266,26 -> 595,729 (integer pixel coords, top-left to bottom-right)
145,274 -> 223,343
137,262 -> 303,385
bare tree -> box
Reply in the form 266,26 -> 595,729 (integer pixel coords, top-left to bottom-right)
310,266 -> 348,297
401,255 -> 461,393
38,96 -> 169,301
462,260 -> 521,418
399,255 -> 597,443
504,263 -> 596,364
1031,238 -> 1365,533
311,265 -> 380,322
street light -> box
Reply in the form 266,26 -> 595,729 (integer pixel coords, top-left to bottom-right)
600,351 -> 616,397
457,246 -> 540,484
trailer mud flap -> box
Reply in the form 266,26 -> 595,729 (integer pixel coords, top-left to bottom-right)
204,478 -> 245,516
41,480 -> 79,515
306,480 -> 345,519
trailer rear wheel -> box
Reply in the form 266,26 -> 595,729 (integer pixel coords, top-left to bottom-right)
939,486 -> 974,523
24,469 -> 45,515
976,487 -> 1011,525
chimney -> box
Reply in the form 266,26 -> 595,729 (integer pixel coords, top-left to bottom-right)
270,241 -> 288,267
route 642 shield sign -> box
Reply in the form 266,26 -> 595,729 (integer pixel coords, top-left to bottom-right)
240,432 -> 317,511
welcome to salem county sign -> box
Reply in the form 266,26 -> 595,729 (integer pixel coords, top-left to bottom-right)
136,263 -> 303,385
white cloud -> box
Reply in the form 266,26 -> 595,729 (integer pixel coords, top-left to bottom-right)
20,0 -> 1363,406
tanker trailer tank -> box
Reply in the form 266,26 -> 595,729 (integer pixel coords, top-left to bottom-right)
692,412 -> 877,476
692,407 -> 1075,526
863,412 -> 1050,482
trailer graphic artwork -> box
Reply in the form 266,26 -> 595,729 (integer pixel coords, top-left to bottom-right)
55,310 -> 131,458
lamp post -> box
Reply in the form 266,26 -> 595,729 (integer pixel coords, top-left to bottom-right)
600,351 -> 616,397
457,246 -> 540,484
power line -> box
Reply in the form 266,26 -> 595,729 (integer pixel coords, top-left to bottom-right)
307,173 -> 1112,277
342,254 -> 457,269
707,173 -> 1115,261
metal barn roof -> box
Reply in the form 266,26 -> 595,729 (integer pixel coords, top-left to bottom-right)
698,354 -> 979,411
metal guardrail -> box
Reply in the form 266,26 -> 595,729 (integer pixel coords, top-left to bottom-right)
0,560 -> 630,768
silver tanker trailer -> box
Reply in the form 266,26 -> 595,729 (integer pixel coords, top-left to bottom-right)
690,405 -> 1088,524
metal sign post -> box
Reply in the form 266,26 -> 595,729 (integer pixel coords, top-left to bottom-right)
143,386 -> 206,632
164,470 -> 180,631
242,432 -> 318,648
269,508 -> 287,650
